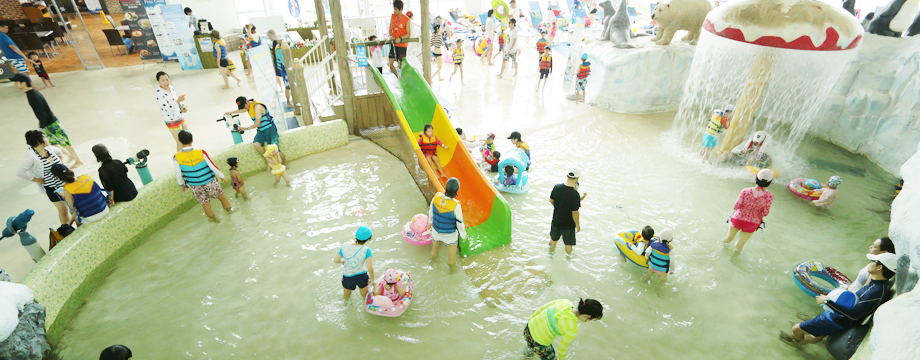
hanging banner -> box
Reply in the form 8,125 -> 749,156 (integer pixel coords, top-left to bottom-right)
162,4 -> 202,69
144,0 -> 177,61
119,0 -> 162,61
562,17 -> 585,94
356,45 -> 368,67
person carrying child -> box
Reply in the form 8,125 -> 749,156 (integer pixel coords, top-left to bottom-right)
429,178 -> 466,266
263,144 -> 290,186
575,54 -> 591,104
644,228 -> 674,282
173,130 -> 232,223
699,105 -> 733,160
508,131 -> 531,169
333,226 -> 375,300
503,165 -> 517,186
419,124 -> 449,178
812,176 -> 841,209
536,46 -> 553,91
28,52 -> 53,89
226,157 -> 247,199
450,38 -> 464,84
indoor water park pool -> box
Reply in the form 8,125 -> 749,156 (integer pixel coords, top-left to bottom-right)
54,115 -> 896,359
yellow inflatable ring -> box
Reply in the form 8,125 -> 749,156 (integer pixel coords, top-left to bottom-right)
614,229 -> 650,268
492,0 -> 510,19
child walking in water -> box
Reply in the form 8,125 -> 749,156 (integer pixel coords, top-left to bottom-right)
700,105 -> 733,160
450,39 -> 464,84
227,157 -> 248,199
723,169 -> 774,252
333,226 -> 374,300
418,124 -> 449,178
575,54 -> 591,104
644,228 -> 674,282
813,176 -> 842,209
429,178 -> 466,266
263,144 -> 290,186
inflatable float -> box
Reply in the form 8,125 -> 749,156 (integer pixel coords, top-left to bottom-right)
793,261 -> 851,297
365,270 -> 414,317
787,178 -> 822,201
492,148 -> 530,194
474,36 -> 489,56
613,229 -> 655,268
401,213 -> 433,246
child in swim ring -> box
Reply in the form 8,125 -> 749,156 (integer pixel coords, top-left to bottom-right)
263,144 -> 290,186
227,157 -> 247,199
503,165 -> 517,186
812,176 -> 841,209
418,124 -> 449,178
373,268 -> 408,303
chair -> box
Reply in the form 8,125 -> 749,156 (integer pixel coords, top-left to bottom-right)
50,22 -> 69,45
106,15 -> 117,29
18,33 -> 50,58
34,18 -> 54,25
14,19 -> 32,27
32,25 -> 60,53
102,29 -> 127,56
7,33 -> 26,53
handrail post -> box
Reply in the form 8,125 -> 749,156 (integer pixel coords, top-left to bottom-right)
283,40 -> 312,125
329,0 -> 356,133
421,0 -> 431,84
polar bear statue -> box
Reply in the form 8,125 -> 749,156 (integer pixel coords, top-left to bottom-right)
650,0 -> 713,45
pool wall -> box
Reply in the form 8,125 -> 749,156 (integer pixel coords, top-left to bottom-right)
21,120 -> 350,344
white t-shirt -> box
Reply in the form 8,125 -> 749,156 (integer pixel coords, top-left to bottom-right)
338,243 -> 372,277
506,27 -> 519,53
543,10 -> 556,26
155,85 -> 182,122
371,46 -> 384,67
485,17 -> 496,38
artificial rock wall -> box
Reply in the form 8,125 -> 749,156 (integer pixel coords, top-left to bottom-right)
814,34 -> 920,174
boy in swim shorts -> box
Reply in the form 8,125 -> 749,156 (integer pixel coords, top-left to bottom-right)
575,54 -> 591,104
334,226 -> 375,300
173,130 -> 232,223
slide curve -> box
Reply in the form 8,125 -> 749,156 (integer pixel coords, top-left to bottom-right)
371,63 -> 512,257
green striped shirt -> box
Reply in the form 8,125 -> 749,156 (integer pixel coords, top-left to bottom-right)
527,299 -> 579,359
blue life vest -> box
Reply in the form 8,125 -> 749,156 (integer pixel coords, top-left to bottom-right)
63,175 -> 107,217
648,241 -> 671,272
431,193 -> 461,234
248,101 -> 276,132
175,149 -> 216,186
213,39 -> 228,60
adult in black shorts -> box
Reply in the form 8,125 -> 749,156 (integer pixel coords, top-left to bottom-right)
387,0 -> 411,78
549,168 -> 585,254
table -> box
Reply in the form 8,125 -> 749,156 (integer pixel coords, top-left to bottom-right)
28,30 -> 53,37
115,25 -> 129,31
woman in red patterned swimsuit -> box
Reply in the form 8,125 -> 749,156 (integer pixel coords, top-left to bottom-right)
723,169 -> 774,253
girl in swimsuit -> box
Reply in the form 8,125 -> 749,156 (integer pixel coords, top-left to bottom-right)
227,157 -> 247,199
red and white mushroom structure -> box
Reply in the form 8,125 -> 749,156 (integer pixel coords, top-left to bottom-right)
702,0 -> 865,155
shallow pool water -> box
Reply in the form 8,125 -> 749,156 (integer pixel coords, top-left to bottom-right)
56,115 -> 895,359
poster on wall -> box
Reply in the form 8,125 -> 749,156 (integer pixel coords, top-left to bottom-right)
144,0 -> 177,61
198,37 -> 213,53
162,4 -> 202,70
119,0 -> 162,61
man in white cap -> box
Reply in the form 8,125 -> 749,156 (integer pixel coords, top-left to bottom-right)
549,167 -> 584,254
781,252 -> 897,346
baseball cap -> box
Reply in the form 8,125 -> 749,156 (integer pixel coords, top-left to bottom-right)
486,133 -> 495,139
507,131 -> 522,140
356,226 -> 373,241
866,253 -> 898,272
50,163 -> 69,178
756,169 -> 774,182
725,104 -> 735,112
567,167 -> 580,179
406,11 -> 413,17
659,228 -> 673,241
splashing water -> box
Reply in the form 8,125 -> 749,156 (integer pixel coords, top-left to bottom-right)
673,31 -> 857,172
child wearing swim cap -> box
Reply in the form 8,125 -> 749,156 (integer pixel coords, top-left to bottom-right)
334,226 -> 375,300
263,144 -> 290,186
227,157 -> 247,199
812,176 -> 841,209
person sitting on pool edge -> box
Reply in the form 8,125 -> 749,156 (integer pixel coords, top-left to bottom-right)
780,252 -> 897,347
847,237 -> 895,292
524,298 -> 603,360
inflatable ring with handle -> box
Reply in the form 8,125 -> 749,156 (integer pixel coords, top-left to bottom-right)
613,229 -> 655,268
787,178 -> 822,201
365,270 -> 414,317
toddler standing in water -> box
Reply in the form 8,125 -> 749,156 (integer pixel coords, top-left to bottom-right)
419,124 -> 449,178
263,144 -> 290,186
334,226 -> 374,300
227,157 -> 247,199
813,176 -> 841,209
